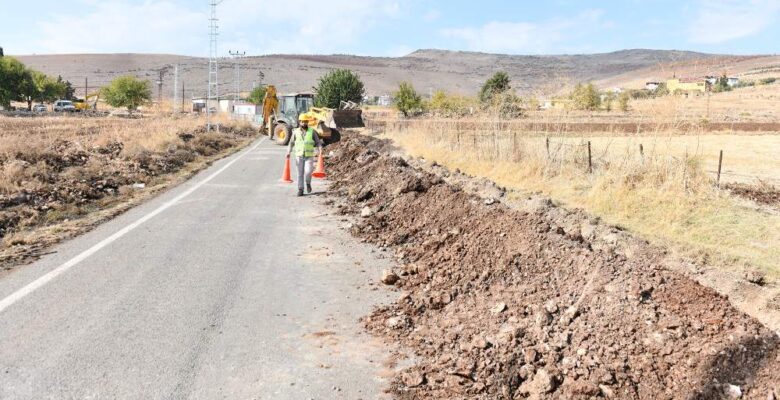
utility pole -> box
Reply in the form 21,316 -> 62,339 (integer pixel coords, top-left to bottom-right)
172,64 -> 179,113
182,81 -> 186,112
84,77 -> 88,100
207,0 -> 223,132
157,69 -> 166,111
229,50 -> 245,105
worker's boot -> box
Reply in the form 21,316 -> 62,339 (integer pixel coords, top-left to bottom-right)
297,189 -> 303,197
306,183 -> 312,194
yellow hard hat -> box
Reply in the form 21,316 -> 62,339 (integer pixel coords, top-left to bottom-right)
298,112 -> 312,122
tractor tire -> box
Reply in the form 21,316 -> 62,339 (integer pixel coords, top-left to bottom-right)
323,128 -> 341,146
273,123 -> 292,146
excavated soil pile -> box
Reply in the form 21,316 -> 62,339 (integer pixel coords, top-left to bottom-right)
326,134 -> 780,400
725,183 -> 780,207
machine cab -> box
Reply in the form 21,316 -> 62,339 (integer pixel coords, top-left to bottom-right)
279,94 -> 315,127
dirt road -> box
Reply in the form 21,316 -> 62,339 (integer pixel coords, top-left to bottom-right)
0,138 -> 394,399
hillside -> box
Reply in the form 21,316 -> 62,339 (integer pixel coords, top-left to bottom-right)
12,49 -> 739,99
594,54 -> 780,89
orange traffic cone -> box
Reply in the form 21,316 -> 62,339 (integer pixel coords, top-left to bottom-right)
280,156 -> 293,183
312,153 -> 326,179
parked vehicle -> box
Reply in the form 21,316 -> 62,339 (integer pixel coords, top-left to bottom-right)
33,104 -> 48,113
53,100 -> 76,112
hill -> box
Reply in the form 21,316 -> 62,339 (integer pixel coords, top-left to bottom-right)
11,49 -> 775,99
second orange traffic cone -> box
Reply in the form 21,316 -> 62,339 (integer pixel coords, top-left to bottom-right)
280,156 -> 293,183
312,152 -> 326,179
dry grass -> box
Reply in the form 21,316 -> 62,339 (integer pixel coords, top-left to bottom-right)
0,114 -> 255,269
383,119 -> 780,278
0,115 -> 201,193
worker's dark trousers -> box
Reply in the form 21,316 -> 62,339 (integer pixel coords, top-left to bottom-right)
295,156 -> 314,191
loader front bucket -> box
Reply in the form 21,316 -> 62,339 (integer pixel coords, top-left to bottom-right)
332,109 -> 364,129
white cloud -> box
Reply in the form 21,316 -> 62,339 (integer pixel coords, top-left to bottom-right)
439,10 -> 606,54
689,0 -> 780,44
36,1 -> 204,54
31,0 -> 404,55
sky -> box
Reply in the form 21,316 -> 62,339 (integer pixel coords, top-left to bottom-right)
1,0 -> 779,57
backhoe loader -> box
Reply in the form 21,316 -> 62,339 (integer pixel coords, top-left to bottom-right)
260,85 -> 364,146
74,92 -> 100,112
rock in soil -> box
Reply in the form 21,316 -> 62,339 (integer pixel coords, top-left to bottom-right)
325,134 -> 780,399
381,270 -> 400,285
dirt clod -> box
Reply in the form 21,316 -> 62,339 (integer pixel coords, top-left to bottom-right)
381,270 -> 400,285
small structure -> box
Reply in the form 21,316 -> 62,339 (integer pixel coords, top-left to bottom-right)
667,77 -> 710,94
645,81 -> 661,91
540,99 -> 570,110
727,77 -> 740,87
377,95 -> 392,107
192,97 -> 220,113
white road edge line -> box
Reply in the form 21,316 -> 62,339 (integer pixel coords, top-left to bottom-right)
0,137 -> 268,314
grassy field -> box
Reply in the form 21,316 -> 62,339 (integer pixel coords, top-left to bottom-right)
381,120 -> 780,278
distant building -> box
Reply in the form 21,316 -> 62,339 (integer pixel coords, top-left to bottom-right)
540,99 -> 570,110
727,77 -> 740,87
377,95 -> 392,107
645,81 -> 661,91
667,77 -> 710,93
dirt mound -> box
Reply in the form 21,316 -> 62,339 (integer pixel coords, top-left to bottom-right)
725,183 -> 780,207
326,133 -> 780,399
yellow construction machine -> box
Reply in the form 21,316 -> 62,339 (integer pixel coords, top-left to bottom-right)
260,85 -> 363,146
74,92 -> 100,112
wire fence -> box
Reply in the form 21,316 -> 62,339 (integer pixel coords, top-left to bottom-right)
366,117 -> 780,187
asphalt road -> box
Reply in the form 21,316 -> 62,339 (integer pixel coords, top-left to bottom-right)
0,138 -> 396,399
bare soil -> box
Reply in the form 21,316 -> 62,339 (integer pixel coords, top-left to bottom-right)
326,133 -> 779,399
725,183 -> 780,207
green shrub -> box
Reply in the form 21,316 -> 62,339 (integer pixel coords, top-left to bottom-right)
569,83 -> 601,111
313,69 -> 365,108
479,72 -> 511,105
102,76 -> 152,111
246,85 -> 267,105
394,82 -> 423,117
428,90 -> 475,117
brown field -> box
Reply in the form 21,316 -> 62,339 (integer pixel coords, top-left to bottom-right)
0,115 -> 256,270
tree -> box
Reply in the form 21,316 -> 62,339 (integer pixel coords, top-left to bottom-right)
479,72 -> 511,104
58,76 -> 76,100
394,82 -> 423,117
29,71 -> 66,106
618,91 -> 630,112
713,73 -> 731,93
569,83 -> 601,111
246,85 -> 267,105
102,76 -> 152,111
653,82 -> 669,97
313,69 -> 365,108
428,90 -> 476,117
0,56 -> 27,108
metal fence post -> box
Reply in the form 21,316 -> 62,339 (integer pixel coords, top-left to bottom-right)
587,141 -> 593,173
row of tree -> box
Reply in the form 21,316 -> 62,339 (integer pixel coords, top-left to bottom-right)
0,57 -> 76,110
394,72 -> 524,117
